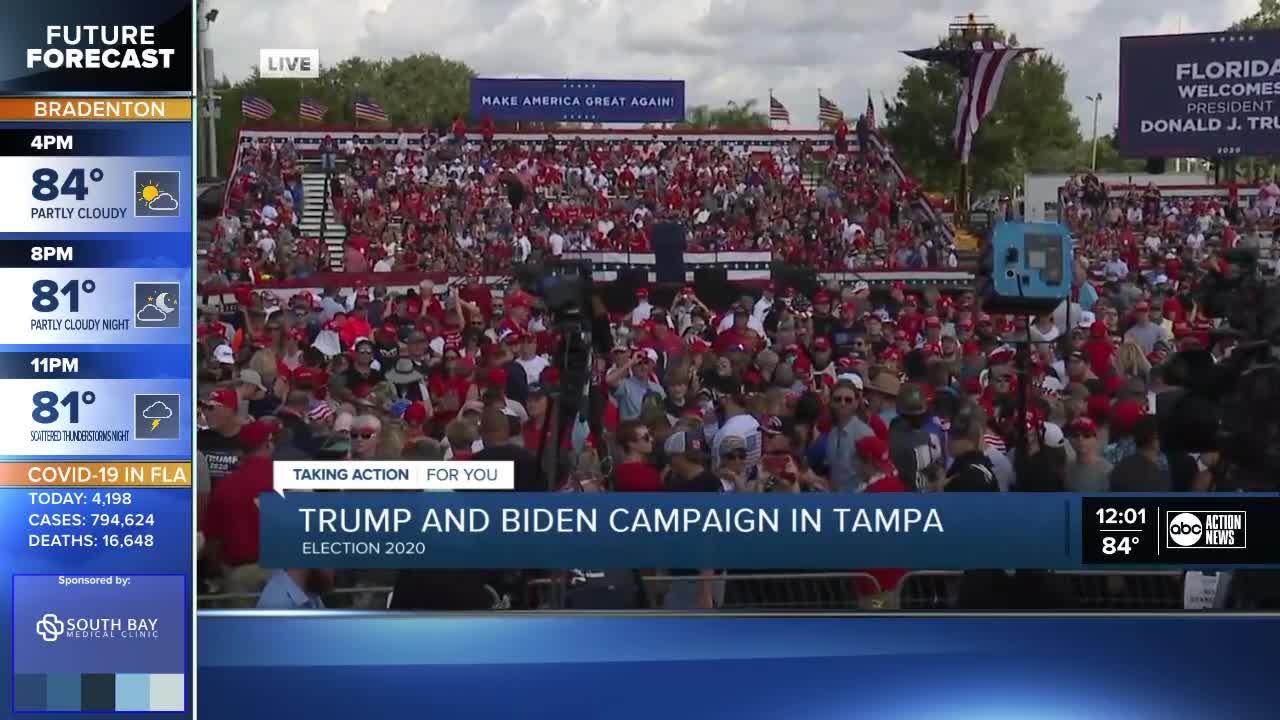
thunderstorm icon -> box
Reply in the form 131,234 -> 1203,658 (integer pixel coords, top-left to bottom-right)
141,401 -> 173,432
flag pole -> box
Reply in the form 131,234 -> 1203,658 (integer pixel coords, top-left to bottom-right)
768,88 -> 773,130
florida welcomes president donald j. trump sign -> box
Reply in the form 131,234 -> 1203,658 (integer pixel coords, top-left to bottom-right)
1118,30 -> 1280,158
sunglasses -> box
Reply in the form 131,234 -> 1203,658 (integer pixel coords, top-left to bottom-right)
722,450 -> 747,460
353,430 -> 378,439
832,395 -> 858,404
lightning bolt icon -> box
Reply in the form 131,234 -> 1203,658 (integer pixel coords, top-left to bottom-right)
150,419 -> 161,432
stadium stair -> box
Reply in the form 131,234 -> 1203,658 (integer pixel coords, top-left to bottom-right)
300,158 -> 347,271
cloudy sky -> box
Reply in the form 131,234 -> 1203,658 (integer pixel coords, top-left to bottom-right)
206,0 -> 1262,134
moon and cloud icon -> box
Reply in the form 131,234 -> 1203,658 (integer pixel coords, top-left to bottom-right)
134,282 -> 181,328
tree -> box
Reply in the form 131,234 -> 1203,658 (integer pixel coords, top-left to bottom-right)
678,99 -> 769,130
883,30 -> 1081,194
1230,0 -> 1280,30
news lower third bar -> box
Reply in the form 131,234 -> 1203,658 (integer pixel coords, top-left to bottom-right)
254,493 -> 1280,571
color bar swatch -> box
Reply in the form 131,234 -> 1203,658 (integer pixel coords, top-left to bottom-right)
12,673 -> 184,712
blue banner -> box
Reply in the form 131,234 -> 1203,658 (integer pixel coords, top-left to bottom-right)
469,78 -> 685,123
260,492 -> 1082,569
1118,30 -> 1280,157
198,615 -> 1280,719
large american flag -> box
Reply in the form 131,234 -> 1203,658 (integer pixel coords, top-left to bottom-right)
298,97 -> 328,122
353,96 -> 389,123
904,39 -> 1033,164
818,93 -> 843,126
241,94 -> 275,120
865,92 -> 876,128
769,95 -> 790,123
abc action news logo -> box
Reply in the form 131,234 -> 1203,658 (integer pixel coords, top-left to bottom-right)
1166,511 -> 1247,550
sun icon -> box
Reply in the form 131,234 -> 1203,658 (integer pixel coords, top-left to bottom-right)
138,179 -> 161,205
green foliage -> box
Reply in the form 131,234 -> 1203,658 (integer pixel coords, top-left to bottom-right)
883,30 -> 1081,194
214,53 -> 475,174
678,99 -> 769,129
1230,0 -> 1280,30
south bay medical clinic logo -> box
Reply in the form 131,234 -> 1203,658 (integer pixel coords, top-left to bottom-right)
36,613 -> 63,642
35,613 -> 159,643
1167,511 -> 1247,550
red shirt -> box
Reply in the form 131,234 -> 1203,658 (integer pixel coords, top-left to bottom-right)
204,456 -> 272,566
613,462 -> 664,492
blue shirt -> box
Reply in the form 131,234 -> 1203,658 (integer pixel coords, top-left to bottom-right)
825,416 -> 875,492
1076,282 -> 1098,312
257,571 -> 325,609
612,376 -> 665,421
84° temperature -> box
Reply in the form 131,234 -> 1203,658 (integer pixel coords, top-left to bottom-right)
32,167 -> 104,201
1102,535 -> 1141,555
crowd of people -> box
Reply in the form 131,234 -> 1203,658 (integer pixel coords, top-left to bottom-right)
201,123 -> 958,285
196,130 -> 1280,611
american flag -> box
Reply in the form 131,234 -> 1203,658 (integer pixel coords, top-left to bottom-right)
904,39 -> 1033,164
769,94 -> 790,124
353,96 -> 389,123
865,92 -> 876,128
241,94 -> 275,120
298,97 -> 328,122
818,93 -> 843,126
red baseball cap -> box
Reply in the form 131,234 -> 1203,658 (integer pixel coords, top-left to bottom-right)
1069,417 -> 1099,436
404,401 -> 428,425
486,367 -> 508,388
203,388 -> 238,412
925,316 -> 941,328
238,420 -> 275,451
1134,301 -> 1150,312
1111,399 -> 1145,435
635,287 -> 649,298
812,336 -> 832,351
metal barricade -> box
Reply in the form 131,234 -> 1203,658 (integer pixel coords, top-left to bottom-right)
895,571 -> 963,610
197,586 -> 395,610
895,571 -> 1185,610
1063,571 -> 1184,610
642,573 -> 882,611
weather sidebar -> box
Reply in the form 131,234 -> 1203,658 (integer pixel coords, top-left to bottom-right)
0,2 -> 195,717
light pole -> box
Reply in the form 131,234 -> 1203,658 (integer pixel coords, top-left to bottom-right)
197,1 -> 220,177
1086,93 -> 1102,172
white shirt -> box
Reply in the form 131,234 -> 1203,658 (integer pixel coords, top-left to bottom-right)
514,235 -> 532,262
517,355 -> 550,385
549,233 -> 565,257
630,301 -> 653,325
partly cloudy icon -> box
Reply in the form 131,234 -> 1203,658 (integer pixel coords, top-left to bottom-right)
142,401 -> 173,420
147,192 -> 178,211
137,304 -> 167,322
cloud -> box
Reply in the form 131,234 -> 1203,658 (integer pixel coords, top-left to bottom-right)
142,401 -> 173,419
137,304 -> 167,322
147,192 -> 178,211
205,0 -> 1258,134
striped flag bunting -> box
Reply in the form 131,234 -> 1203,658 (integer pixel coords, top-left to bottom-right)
353,97 -> 389,123
241,95 -> 275,120
769,94 -> 790,123
298,97 -> 328,122
818,93 -> 843,125
903,40 -> 1033,164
